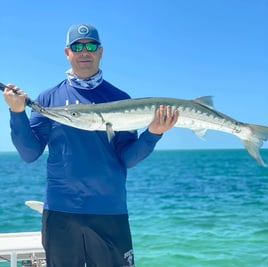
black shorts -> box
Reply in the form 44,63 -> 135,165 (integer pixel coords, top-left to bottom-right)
42,210 -> 135,267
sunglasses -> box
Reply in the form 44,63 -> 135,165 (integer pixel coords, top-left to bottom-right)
69,42 -> 100,52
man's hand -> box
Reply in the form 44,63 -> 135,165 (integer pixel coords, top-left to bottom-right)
3,84 -> 27,112
148,105 -> 179,135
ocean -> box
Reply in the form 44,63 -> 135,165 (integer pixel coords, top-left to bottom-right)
0,150 -> 268,267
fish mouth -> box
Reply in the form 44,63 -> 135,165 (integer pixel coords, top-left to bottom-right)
41,108 -> 72,122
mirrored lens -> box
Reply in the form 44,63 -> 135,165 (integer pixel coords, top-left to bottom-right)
70,43 -> 83,52
85,43 -> 98,52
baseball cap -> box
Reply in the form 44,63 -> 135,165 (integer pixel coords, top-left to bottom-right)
66,23 -> 101,47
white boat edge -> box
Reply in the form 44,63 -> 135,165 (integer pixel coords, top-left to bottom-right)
25,200 -> 44,214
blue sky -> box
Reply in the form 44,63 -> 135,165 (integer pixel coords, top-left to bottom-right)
0,0 -> 267,152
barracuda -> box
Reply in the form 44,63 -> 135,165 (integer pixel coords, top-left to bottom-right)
1,82 -> 268,167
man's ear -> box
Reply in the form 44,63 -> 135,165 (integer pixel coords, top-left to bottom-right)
64,47 -> 69,58
99,46 -> 103,58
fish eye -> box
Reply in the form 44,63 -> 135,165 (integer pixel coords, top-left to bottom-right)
70,111 -> 79,117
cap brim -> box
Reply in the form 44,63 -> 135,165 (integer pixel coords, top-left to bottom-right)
67,37 -> 101,47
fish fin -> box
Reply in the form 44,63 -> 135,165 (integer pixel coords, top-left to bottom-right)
193,96 -> 214,109
191,128 -> 207,139
106,122 -> 115,142
241,124 -> 268,167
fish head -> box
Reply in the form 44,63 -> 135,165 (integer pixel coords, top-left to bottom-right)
41,105 -> 104,130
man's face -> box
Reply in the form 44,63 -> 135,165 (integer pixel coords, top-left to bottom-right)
64,38 -> 103,79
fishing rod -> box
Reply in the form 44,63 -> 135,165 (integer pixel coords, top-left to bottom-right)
0,82 -> 44,111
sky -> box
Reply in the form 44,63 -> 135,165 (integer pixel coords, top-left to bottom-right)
0,0 -> 267,153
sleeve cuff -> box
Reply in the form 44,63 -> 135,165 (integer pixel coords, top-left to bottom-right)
141,129 -> 163,142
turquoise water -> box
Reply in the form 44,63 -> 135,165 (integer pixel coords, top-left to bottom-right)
0,150 -> 268,266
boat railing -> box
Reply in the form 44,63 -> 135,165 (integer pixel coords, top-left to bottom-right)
0,232 -> 46,267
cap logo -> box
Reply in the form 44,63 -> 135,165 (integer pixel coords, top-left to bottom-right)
78,25 -> 89,35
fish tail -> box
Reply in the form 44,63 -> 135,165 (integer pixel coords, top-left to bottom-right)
241,124 -> 268,167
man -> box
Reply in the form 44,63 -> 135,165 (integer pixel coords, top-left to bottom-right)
4,23 -> 179,267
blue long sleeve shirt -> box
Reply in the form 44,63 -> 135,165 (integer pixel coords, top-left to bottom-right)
10,80 -> 162,214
